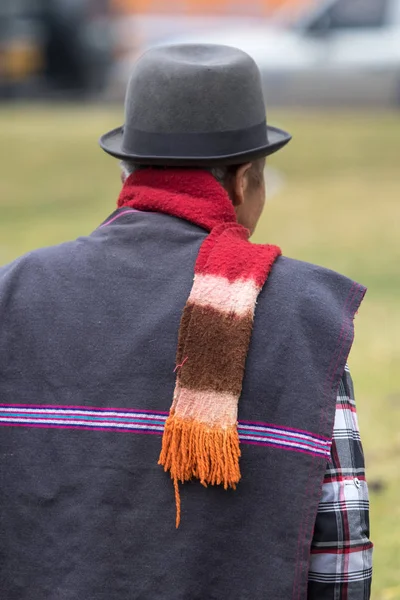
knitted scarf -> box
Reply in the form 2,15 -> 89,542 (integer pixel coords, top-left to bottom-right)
118,169 -> 281,527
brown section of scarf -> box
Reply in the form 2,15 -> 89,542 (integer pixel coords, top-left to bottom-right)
176,303 -> 253,396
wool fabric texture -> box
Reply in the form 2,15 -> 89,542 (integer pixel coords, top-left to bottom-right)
118,169 -> 281,526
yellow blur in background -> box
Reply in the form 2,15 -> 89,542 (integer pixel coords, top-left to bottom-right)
0,41 -> 43,81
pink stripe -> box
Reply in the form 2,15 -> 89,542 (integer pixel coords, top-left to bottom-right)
0,421 -> 328,457
240,425 -> 330,446
0,410 -> 166,421
0,415 -> 328,451
324,474 -> 366,482
240,419 -> 330,441
336,404 -> 356,413
244,440 -> 328,458
0,422 -> 327,456
0,412 -> 328,447
0,422 -> 163,435
0,403 -> 169,415
189,274 -> 259,316
243,437 -> 329,455
0,416 -> 163,428
0,404 -> 330,441
99,210 -> 140,228
174,387 -> 238,426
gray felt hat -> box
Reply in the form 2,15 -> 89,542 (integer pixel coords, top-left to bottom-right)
99,44 -> 291,165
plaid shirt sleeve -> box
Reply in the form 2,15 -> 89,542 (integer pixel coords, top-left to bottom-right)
307,365 -> 373,599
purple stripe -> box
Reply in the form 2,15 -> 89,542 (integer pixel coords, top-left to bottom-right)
0,420 -> 329,458
0,417 -> 328,451
240,434 -> 328,451
244,439 -> 329,458
0,403 -> 169,416
0,422 -> 163,436
239,419 -> 330,441
99,209 -> 141,228
0,415 -> 328,449
0,416 -> 164,428
0,405 -> 329,448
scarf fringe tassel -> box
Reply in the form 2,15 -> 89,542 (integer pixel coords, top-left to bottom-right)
158,415 -> 241,528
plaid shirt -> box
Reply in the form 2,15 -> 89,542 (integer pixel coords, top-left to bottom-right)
308,365 -> 373,599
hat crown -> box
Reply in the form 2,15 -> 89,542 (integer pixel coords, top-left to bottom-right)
99,43 -> 291,164
124,44 -> 266,135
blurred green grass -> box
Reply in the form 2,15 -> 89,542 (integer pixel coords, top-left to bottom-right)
1,104 -> 399,598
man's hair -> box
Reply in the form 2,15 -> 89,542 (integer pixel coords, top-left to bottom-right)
120,160 -> 265,190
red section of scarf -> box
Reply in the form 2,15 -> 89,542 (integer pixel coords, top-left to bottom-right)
118,168 -> 281,286
196,225 -> 280,286
118,169 -> 236,231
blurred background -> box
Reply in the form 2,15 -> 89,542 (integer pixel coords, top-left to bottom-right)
0,0 -> 399,597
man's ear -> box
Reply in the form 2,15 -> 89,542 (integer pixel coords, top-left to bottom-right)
231,163 -> 252,207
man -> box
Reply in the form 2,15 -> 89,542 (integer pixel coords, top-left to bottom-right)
0,45 -> 372,599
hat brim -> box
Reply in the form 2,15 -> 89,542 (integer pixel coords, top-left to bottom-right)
99,124 -> 291,166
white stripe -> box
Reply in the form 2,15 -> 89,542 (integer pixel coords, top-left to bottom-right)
240,434 -> 329,456
239,424 -> 330,446
333,430 -> 361,441
334,407 -> 359,433
0,407 -> 166,420
189,274 -> 260,316
317,500 -> 369,513
308,568 -> 372,583
0,417 -> 328,454
0,417 -> 164,430
310,547 -> 373,579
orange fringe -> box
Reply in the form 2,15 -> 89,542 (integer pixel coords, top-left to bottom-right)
158,415 -> 241,527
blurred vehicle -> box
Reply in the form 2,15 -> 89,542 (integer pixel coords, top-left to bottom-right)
0,0 -> 114,99
127,0 -> 400,107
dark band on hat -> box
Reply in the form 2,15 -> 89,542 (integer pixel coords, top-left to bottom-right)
122,121 -> 268,158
